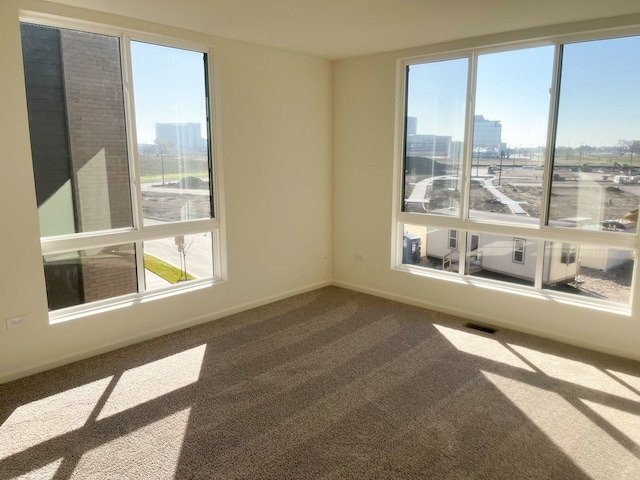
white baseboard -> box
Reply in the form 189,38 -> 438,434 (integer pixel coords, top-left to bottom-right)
331,280 -> 640,361
0,280 -> 332,385
4,278 -> 636,384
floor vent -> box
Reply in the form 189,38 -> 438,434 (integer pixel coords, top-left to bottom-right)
464,322 -> 497,334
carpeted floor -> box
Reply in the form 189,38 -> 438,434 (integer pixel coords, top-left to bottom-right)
1,286 -> 640,479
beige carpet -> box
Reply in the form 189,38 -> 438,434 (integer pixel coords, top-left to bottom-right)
1,286 -> 640,479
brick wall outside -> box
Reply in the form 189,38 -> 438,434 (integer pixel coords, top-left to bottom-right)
60,30 -> 137,302
61,29 -> 132,231
80,246 -> 138,302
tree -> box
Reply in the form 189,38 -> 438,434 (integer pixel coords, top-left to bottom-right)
154,138 -> 176,155
618,140 -> 640,167
175,235 -> 194,282
631,141 -> 640,167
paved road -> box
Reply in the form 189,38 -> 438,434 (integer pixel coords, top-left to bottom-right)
479,178 -> 528,215
406,173 -> 528,215
141,182 -> 215,289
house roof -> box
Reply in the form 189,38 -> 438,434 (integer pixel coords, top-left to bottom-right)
45,0 -> 640,59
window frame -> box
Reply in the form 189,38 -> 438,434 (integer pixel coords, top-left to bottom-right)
448,230 -> 458,250
392,27 -> 639,311
20,12 -> 227,321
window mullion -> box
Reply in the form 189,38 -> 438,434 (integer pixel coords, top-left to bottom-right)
534,240 -> 545,289
203,51 -> 216,219
40,219 -> 219,256
120,33 -> 145,232
535,43 -> 562,287
135,240 -> 146,293
120,34 -> 147,295
457,229 -> 468,277
461,53 -> 477,223
539,42 -> 563,230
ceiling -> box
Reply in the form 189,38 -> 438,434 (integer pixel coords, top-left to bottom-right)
46,0 -> 640,59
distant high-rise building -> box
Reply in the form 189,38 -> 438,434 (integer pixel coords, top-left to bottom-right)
473,115 -> 502,152
406,134 -> 452,157
407,116 -> 418,136
155,122 -> 202,154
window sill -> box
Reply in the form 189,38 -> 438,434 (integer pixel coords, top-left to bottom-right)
49,278 -> 223,325
393,264 -> 631,316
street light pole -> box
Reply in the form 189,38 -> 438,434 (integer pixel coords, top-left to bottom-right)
160,149 -> 165,185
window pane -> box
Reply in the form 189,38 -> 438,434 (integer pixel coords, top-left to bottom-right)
143,233 -> 213,290
404,58 -> 468,216
548,36 -> 640,233
21,23 -> 133,236
43,244 -> 137,311
464,233 -> 535,287
402,225 -> 461,272
470,47 -> 554,223
131,42 -> 213,225
543,242 -> 634,304
512,238 -> 526,264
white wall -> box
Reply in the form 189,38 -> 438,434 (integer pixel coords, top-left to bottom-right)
0,0 -> 332,383
332,18 -> 640,360
2,1 -> 639,384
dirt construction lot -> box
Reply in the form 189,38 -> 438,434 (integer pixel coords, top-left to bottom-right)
406,165 -> 639,223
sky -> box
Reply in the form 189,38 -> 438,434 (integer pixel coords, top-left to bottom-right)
406,36 -> 640,148
130,41 -> 208,144
129,35 -> 639,148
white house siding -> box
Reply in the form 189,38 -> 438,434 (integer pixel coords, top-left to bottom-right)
544,242 -> 579,284
579,245 -> 633,271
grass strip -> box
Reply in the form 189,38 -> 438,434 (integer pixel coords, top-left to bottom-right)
144,254 -> 195,284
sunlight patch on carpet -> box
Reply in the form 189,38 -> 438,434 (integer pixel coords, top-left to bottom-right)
97,345 -> 206,420
508,345 -> 640,401
606,369 -> 640,395
71,408 -> 191,479
434,324 -> 535,371
482,371 -> 640,479
581,399 -> 640,446
0,377 -> 113,460
12,458 -> 62,480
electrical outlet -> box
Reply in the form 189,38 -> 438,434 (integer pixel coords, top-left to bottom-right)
323,254 -> 329,263
354,253 -> 364,262
6,315 -> 27,330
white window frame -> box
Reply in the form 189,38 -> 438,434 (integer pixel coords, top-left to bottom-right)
448,230 -> 458,250
392,26 -> 639,312
20,12 -> 227,322
512,238 -> 526,264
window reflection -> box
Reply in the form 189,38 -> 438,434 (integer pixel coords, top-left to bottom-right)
43,245 -> 137,310
131,41 -> 213,226
548,36 -> 640,233
144,233 -> 214,290
404,58 -> 468,216
469,46 -> 553,223
543,242 -> 633,304
402,225 -> 461,273
464,233 -> 535,286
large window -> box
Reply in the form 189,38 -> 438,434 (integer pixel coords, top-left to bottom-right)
548,36 -> 640,232
398,32 -> 639,307
21,20 -> 222,315
470,46 -> 554,223
404,58 -> 468,216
